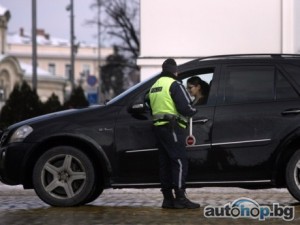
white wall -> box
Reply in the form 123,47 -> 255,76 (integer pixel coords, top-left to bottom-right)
138,0 -> 299,80
294,0 -> 300,53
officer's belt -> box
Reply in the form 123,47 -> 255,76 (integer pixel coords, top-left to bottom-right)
153,114 -> 187,125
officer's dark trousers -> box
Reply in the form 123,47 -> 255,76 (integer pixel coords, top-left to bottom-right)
154,123 -> 188,190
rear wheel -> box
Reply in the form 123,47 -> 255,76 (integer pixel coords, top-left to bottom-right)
286,150 -> 300,201
33,146 -> 96,206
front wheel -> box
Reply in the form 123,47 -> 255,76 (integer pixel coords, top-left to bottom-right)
286,150 -> 300,201
33,146 -> 96,206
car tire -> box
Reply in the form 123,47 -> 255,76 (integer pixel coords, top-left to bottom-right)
33,146 -> 96,207
286,150 -> 300,201
80,182 -> 104,205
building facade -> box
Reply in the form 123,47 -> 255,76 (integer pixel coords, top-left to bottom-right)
137,0 -> 300,80
7,28 -> 113,99
0,4 -> 113,109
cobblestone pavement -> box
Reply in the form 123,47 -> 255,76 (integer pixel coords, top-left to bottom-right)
0,183 -> 300,225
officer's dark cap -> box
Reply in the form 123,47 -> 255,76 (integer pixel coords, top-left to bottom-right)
162,58 -> 177,74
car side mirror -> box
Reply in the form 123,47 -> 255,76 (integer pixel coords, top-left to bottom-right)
129,103 -> 146,114
129,103 -> 148,114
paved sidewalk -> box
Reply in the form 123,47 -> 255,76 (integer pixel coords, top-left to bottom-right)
1,182 -> 299,225
94,187 -> 297,208
0,182 -> 297,207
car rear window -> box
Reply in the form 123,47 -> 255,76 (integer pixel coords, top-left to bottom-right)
224,65 -> 299,103
224,66 -> 274,103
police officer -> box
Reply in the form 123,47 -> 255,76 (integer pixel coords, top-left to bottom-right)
149,58 -> 200,209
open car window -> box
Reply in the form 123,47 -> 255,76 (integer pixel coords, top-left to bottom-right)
180,69 -> 214,106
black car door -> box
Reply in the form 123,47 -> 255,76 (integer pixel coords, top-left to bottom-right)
113,66 -> 219,185
178,67 -> 218,182
211,63 -> 300,182
113,79 -> 159,184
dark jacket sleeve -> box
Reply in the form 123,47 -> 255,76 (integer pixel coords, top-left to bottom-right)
170,81 -> 197,117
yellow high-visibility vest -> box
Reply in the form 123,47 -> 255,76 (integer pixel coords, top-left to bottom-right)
149,77 -> 186,127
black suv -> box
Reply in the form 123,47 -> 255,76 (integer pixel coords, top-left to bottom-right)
1,54 -> 300,207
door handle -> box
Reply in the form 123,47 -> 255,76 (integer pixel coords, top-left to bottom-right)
281,109 -> 300,115
193,118 -> 209,124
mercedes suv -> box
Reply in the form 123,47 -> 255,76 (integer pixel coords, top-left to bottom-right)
1,54 -> 300,207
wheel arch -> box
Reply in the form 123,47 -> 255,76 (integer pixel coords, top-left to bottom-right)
21,134 -> 112,189
272,128 -> 300,187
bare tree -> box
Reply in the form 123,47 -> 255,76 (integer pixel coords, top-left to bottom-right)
87,0 -> 140,68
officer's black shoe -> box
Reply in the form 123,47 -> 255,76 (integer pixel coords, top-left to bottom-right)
174,189 -> 200,209
162,198 -> 174,209
161,189 -> 175,209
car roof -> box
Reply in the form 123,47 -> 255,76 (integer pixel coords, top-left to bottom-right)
180,53 -> 300,66
194,53 -> 300,62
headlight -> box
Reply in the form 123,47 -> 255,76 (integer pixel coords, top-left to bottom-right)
9,125 -> 33,143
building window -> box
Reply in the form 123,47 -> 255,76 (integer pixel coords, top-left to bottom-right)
82,64 -> 90,76
65,64 -> 71,79
48,63 -> 56,75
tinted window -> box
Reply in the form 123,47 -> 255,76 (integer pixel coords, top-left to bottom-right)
276,71 -> 298,100
224,67 -> 274,103
284,64 -> 300,87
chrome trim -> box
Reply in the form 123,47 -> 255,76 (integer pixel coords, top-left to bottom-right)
212,139 -> 271,146
187,144 -> 211,148
99,128 -> 113,132
126,148 -> 158,153
282,109 -> 300,114
112,183 -> 160,187
125,139 -> 271,153
125,144 -> 211,153
111,180 -> 272,187
186,180 -> 271,185
193,119 -> 209,123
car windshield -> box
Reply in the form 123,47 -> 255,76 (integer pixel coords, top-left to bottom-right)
106,75 -> 157,105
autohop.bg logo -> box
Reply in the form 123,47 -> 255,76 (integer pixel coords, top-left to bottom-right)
204,197 -> 295,221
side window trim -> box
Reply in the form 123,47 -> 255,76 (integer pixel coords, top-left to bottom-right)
277,63 -> 300,96
275,66 -> 299,100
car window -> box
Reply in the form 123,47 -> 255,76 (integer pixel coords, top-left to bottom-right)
283,64 -> 300,87
181,70 -> 214,106
224,66 -> 274,103
107,75 -> 157,105
276,71 -> 298,100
